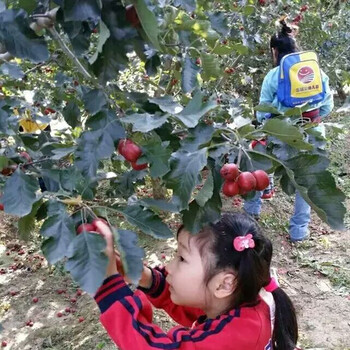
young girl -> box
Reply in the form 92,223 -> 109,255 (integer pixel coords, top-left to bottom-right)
94,212 -> 298,349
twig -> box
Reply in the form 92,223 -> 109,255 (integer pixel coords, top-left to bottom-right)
237,147 -> 243,167
24,62 -> 47,76
48,27 -> 92,80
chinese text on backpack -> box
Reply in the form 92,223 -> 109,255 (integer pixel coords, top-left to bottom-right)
277,51 -> 325,107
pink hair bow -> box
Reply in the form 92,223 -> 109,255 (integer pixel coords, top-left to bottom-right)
233,234 -> 255,252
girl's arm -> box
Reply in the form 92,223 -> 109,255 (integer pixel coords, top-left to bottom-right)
138,266 -> 203,327
95,274 -> 247,350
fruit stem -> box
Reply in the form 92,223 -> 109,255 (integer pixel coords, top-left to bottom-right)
237,147 -> 243,167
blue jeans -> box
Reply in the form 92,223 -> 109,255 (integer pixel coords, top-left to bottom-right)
243,190 -> 310,241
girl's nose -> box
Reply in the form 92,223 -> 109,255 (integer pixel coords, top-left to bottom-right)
165,259 -> 173,275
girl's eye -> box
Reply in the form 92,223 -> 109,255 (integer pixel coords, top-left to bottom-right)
178,255 -> 185,262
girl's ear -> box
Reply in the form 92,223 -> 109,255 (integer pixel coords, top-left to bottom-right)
212,272 -> 236,299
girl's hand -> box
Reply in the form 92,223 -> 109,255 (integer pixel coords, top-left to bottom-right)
94,220 -> 152,287
94,220 -> 118,277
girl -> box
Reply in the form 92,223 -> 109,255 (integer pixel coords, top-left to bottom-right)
244,17 -> 333,241
94,212 -> 298,350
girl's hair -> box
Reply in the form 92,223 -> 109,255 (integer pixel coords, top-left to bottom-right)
270,16 -> 298,65
179,212 -> 298,350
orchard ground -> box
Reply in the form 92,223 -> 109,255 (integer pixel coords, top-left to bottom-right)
1,116 -> 349,350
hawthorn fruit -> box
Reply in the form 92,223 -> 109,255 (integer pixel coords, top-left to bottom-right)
32,297 -> 39,303
131,161 -> 148,171
222,181 -> 240,197
125,5 -> 140,28
118,139 -> 142,162
19,151 -> 31,162
76,223 -> 96,235
220,164 -> 239,181
237,172 -> 257,193
252,170 -> 270,191
195,58 -> 201,65
44,107 -> 56,115
1,341 -> 6,347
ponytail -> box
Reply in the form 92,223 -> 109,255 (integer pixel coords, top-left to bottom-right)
272,288 -> 298,350
270,16 -> 298,65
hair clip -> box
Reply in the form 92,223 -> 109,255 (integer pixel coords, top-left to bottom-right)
233,234 -> 255,252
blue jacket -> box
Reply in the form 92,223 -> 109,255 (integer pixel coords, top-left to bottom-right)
256,66 -> 334,123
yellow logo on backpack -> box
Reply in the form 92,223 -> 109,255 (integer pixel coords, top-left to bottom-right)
278,51 -> 325,107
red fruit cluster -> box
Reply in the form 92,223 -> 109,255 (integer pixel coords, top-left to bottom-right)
220,164 -> 270,197
117,139 -> 147,171
300,5 -> 308,12
76,218 -> 108,236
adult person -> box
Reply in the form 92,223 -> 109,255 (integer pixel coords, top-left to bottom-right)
244,17 -> 334,242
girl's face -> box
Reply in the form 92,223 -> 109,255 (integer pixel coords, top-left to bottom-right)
165,229 -> 209,309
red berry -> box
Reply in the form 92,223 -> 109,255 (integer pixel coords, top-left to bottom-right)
18,249 -> 25,255
195,58 -> 201,65
222,181 -> 240,197
78,317 -> 85,323
131,161 -> 148,171
26,320 -> 34,327
220,164 -> 239,181
76,223 -> 96,235
161,254 -> 166,259
237,172 -> 257,194
239,26 -> 244,31
57,289 -> 65,295
117,139 -> 142,162
225,68 -> 235,74
300,5 -> 308,12
71,308 -> 77,313
10,291 -> 17,296
76,289 -> 82,297
222,39 -> 228,45
57,312 -> 63,317
65,307 -> 71,313
5,251 -> 9,256
70,297 -> 77,303
32,297 -> 39,303
170,79 -> 178,86
0,269 -> 6,274
1,341 -> 7,347
252,170 -> 270,191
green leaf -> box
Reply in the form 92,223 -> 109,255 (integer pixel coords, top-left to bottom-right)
149,96 -> 183,114
195,171 -> 214,207
134,0 -> 161,51
232,43 -> 249,55
182,55 -> 200,94
117,204 -> 173,239
76,111 -> 125,177
285,154 -> 346,230
138,197 -> 180,213
262,119 -> 313,150
63,101 -> 81,128
180,122 -> 215,152
182,198 -> 221,233
283,104 -> 310,117
65,233 -> 108,295
0,62 -> 24,79
200,52 -> 221,80
0,9 -> 49,63
242,5 -> 255,16
208,12 -> 229,36
165,148 -> 208,210
82,89 -> 107,115
173,0 -> 196,12
41,211 -> 76,264
18,200 -> 43,241
142,139 -> 172,178
175,91 -> 218,128
18,0 -> 36,14
114,228 -> 145,285
63,0 -> 101,22
0,155 -> 8,170
121,113 -> 168,133
254,104 -> 281,115
2,169 -> 39,217
89,20 -> 110,65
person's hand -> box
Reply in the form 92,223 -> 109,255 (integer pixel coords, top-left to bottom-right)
94,220 -> 152,287
94,220 -> 118,277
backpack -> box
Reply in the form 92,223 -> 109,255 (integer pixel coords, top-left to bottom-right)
277,51 -> 325,107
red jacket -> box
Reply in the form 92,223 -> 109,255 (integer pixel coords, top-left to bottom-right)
95,267 -> 273,349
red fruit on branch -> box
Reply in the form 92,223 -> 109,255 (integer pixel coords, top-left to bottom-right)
237,172 -> 257,193
1,164 -> 18,176
239,26 -> 244,31
170,79 -> 178,86
222,181 -> 240,197
292,15 -> 302,23
125,5 -> 140,28
220,164 -> 239,181
20,151 -> 31,162
76,223 -> 96,235
44,107 -> 56,115
252,170 -> 270,191
225,68 -> 235,74
117,139 -> 142,162
300,5 -> 308,12
131,161 -> 148,171
195,58 -> 201,65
